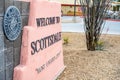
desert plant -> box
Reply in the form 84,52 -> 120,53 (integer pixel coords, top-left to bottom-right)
79,0 -> 111,51
95,40 -> 104,50
63,37 -> 69,45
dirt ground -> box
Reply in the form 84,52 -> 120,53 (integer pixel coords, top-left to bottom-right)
58,32 -> 120,80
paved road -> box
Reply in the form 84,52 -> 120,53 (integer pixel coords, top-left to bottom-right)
62,16 -> 120,35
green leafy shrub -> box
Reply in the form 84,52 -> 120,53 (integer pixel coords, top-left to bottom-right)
63,37 -> 69,45
95,41 -> 104,50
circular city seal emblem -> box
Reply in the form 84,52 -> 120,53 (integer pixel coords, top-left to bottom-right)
4,6 -> 22,41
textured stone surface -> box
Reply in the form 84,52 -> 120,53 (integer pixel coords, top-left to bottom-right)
0,35 -> 4,51
0,0 -> 4,16
21,2 -> 30,15
5,0 -> 14,10
0,0 -> 29,80
0,35 -> 4,71
22,16 -> 29,28
13,47 -> 21,67
13,34 -> 22,48
14,1 -> 22,14
0,70 -> 5,80
4,36 -> 13,48
0,53 -> 4,71
4,47 -> 13,66
5,64 -> 13,80
0,17 -> 3,35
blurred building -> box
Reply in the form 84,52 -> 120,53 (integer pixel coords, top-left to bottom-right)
111,0 -> 120,11
49,0 -> 83,16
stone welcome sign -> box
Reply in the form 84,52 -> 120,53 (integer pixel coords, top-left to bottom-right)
13,0 -> 65,80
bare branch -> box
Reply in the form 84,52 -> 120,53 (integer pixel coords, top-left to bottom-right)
79,0 -> 111,50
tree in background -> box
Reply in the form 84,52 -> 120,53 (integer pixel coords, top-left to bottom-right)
79,0 -> 111,51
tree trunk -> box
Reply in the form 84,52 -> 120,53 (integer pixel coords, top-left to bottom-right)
86,33 -> 96,51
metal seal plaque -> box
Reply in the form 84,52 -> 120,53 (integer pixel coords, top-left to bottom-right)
4,6 -> 22,41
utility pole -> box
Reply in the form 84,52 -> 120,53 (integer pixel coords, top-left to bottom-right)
74,0 -> 77,16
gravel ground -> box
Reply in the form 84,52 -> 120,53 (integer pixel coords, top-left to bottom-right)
58,32 -> 120,80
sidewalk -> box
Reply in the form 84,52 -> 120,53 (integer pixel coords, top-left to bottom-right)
61,16 -> 120,35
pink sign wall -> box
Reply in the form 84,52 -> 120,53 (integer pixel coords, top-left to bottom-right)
13,1 -> 65,80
